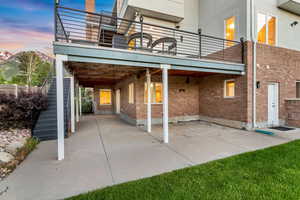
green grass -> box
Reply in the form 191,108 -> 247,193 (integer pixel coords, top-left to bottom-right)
66,140 -> 300,200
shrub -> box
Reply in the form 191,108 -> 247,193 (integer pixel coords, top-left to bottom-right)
0,92 -> 47,130
82,100 -> 93,114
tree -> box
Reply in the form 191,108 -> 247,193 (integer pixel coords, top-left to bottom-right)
17,51 -> 42,89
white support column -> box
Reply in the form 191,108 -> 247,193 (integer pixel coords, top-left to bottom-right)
70,76 -> 75,133
56,54 -> 68,161
76,82 -> 79,123
161,64 -> 170,144
79,87 -> 82,116
146,69 -> 152,133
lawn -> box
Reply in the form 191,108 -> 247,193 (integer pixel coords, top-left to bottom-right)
67,140 -> 300,200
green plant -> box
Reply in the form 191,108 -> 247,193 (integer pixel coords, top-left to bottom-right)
82,101 -> 93,113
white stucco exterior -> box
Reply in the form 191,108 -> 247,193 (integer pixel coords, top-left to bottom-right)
255,0 -> 300,50
198,0 -> 248,40
116,0 -> 300,51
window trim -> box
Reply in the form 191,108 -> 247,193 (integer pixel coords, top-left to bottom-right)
256,12 -> 278,46
224,79 -> 236,98
224,16 -> 236,41
296,81 -> 300,99
128,83 -> 134,104
144,82 -> 163,105
99,89 -> 112,105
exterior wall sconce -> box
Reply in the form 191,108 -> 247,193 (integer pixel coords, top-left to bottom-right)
256,81 -> 261,89
291,21 -> 298,27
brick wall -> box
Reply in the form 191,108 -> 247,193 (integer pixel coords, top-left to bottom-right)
255,43 -> 300,126
197,41 -> 253,128
135,75 -> 200,124
285,99 -> 300,127
115,76 -> 137,121
94,85 -> 115,114
198,74 -> 244,122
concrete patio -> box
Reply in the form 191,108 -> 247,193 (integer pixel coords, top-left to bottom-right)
1,115 -> 299,200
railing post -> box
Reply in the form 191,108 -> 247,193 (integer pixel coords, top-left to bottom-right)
198,28 -> 202,59
240,37 -> 245,64
140,15 -> 144,49
223,39 -> 225,61
54,0 -> 58,42
98,15 -> 103,45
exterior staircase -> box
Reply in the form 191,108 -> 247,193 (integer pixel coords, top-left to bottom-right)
33,78 -> 71,141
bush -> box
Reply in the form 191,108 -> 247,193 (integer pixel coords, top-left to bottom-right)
82,100 -> 93,114
0,92 -> 47,130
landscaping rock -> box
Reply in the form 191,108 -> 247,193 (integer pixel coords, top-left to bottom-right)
6,139 -> 26,155
0,152 -> 14,164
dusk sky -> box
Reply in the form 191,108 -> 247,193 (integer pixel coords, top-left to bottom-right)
0,0 -> 114,54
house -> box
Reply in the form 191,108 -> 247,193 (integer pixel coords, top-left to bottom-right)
51,0 -> 300,160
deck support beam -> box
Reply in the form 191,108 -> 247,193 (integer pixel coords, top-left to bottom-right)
162,64 -> 170,144
79,87 -> 82,116
70,76 -> 75,133
56,54 -> 68,161
146,69 -> 152,133
76,82 -> 79,123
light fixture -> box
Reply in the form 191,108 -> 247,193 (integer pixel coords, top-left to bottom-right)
291,21 -> 298,27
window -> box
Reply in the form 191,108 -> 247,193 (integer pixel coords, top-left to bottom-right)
224,80 -> 235,98
99,89 -> 112,105
144,82 -> 163,104
257,13 -> 276,45
297,82 -> 300,98
128,83 -> 134,104
225,16 -> 236,44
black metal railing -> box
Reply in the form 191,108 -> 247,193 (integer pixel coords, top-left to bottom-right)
55,5 -> 244,64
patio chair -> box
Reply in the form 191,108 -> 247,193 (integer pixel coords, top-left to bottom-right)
127,32 -> 153,51
151,37 -> 177,55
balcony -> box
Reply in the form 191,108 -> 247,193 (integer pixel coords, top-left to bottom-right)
55,6 -> 244,66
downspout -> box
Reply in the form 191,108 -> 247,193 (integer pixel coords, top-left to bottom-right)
250,0 -> 257,128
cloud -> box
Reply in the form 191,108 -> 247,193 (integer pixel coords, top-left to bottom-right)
0,17 -> 53,34
0,42 -> 25,51
0,28 -> 53,52
1,0 -> 53,11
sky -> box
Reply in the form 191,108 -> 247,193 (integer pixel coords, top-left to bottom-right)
0,0 -> 114,54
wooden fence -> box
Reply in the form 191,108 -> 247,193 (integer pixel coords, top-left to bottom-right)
0,84 -> 41,97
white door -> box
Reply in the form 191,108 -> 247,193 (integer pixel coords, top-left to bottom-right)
268,83 -> 279,127
116,89 -> 120,114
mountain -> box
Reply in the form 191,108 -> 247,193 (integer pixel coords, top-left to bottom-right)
0,51 -> 13,62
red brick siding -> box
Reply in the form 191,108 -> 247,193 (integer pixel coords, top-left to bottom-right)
255,43 -> 300,124
285,100 -> 300,127
135,75 -> 200,120
115,76 -> 137,120
198,74 -> 244,122
94,85 -> 115,114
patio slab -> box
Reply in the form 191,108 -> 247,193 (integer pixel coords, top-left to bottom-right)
0,115 -> 298,200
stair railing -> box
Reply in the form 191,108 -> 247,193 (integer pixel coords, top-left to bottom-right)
40,71 -> 54,97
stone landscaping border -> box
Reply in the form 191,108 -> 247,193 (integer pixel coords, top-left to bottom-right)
0,137 -> 39,180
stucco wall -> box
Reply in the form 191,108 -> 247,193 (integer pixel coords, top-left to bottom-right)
254,0 -> 300,51
198,0 -> 248,40
128,0 -> 184,20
